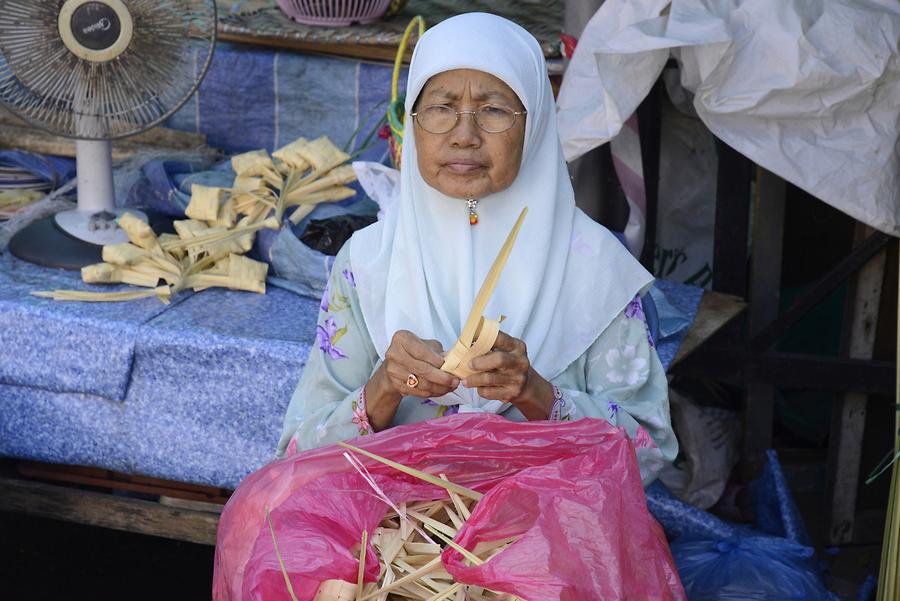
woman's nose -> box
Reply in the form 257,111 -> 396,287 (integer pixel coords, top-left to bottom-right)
448,112 -> 482,147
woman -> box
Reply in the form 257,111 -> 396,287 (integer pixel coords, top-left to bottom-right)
275,13 -> 677,465
214,13 -> 680,598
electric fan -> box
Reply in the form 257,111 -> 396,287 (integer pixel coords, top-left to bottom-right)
0,0 -> 217,269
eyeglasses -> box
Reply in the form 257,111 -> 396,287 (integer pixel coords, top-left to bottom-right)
410,104 -> 527,134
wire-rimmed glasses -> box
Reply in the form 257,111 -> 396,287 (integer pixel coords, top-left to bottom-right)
411,104 -> 527,134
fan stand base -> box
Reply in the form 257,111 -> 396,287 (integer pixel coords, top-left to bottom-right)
9,210 -> 173,271
9,215 -> 104,270
55,207 -> 143,246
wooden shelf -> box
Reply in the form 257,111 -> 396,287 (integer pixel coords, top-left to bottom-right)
0,476 -> 220,546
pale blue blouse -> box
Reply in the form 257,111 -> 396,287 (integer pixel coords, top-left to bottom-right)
277,244 -> 678,472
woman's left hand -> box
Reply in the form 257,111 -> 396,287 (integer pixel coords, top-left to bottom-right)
462,331 -> 555,420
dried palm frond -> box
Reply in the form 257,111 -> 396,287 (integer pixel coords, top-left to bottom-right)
0,189 -> 45,219
231,149 -> 283,188
875,259 -> 900,601
235,136 -> 358,226
32,134 -> 355,304
33,212 -> 270,303
272,138 -> 312,172
265,443 -> 525,601
441,208 -> 528,378
185,184 -> 227,222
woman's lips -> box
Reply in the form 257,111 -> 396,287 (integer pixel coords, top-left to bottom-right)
443,160 -> 486,174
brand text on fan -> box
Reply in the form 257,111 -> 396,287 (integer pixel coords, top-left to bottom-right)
83,19 -> 112,34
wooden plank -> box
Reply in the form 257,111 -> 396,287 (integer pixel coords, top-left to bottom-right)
824,223 -> 887,545
219,31 -> 567,75
218,31 -> 407,63
741,168 -> 786,480
750,230 -> 892,352
669,290 -> 746,368
825,393 -> 869,544
14,461 -> 231,504
672,349 -> 896,395
159,496 -> 226,514
0,476 -> 220,546
747,169 -> 786,337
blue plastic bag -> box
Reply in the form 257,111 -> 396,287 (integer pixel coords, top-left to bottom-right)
646,450 -> 840,601
751,449 -> 813,547
672,536 -> 836,600
0,150 -> 75,188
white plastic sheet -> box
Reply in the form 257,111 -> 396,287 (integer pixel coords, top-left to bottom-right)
657,388 -> 741,509
557,0 -> 900,236
352,160 -> 399,219
654,88 -> 718,287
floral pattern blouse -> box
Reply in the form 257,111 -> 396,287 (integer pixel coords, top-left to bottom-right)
277,244 -> 678,473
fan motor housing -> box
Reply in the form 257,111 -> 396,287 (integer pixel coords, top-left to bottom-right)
58,0 -> 134,62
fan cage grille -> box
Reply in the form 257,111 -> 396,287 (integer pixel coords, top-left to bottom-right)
0,0 -> 217,140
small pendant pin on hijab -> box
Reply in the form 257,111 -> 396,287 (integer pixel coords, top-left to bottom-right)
467,198 -> 479,225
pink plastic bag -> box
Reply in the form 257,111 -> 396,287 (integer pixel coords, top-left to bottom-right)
213,414 -> 686,601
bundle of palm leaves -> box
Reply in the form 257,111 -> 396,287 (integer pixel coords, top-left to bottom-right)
34,135 -> 356,303
875,259 -> 900,601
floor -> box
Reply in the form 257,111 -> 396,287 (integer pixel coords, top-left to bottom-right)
1,510 -> 215,601
0,442 -> 888,600
1,487 -> 885,601
795,489 -> 883,600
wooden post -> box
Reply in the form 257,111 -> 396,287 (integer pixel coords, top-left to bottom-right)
741,168 -> 786,479
824,223 -> 887,545
712,140 -> 752,298
637,79 -> 662,271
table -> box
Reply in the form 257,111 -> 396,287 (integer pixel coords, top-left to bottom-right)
0,253 -> 318,489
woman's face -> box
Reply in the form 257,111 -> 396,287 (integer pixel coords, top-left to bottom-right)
413,69 -> 526,200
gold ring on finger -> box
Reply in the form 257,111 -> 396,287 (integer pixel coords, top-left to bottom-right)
406,373 -> 419,389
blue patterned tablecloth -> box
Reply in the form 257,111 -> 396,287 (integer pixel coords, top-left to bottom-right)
0,254 -> 319,488
0,254 -> 182,401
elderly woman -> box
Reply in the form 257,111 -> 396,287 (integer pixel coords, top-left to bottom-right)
214,13 -> 679,599
275,13 -> 677,462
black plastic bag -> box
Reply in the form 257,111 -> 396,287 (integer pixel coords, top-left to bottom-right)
300,214 -> 377,256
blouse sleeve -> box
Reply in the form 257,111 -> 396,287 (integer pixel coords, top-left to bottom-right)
275,243 -> 380,457
550,296 -> 678,468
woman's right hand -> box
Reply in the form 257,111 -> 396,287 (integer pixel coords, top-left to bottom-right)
364,331 -> 460,432
381,330 -> 460,399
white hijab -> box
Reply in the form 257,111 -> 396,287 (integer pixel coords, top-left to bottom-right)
350,13 -> 652,411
